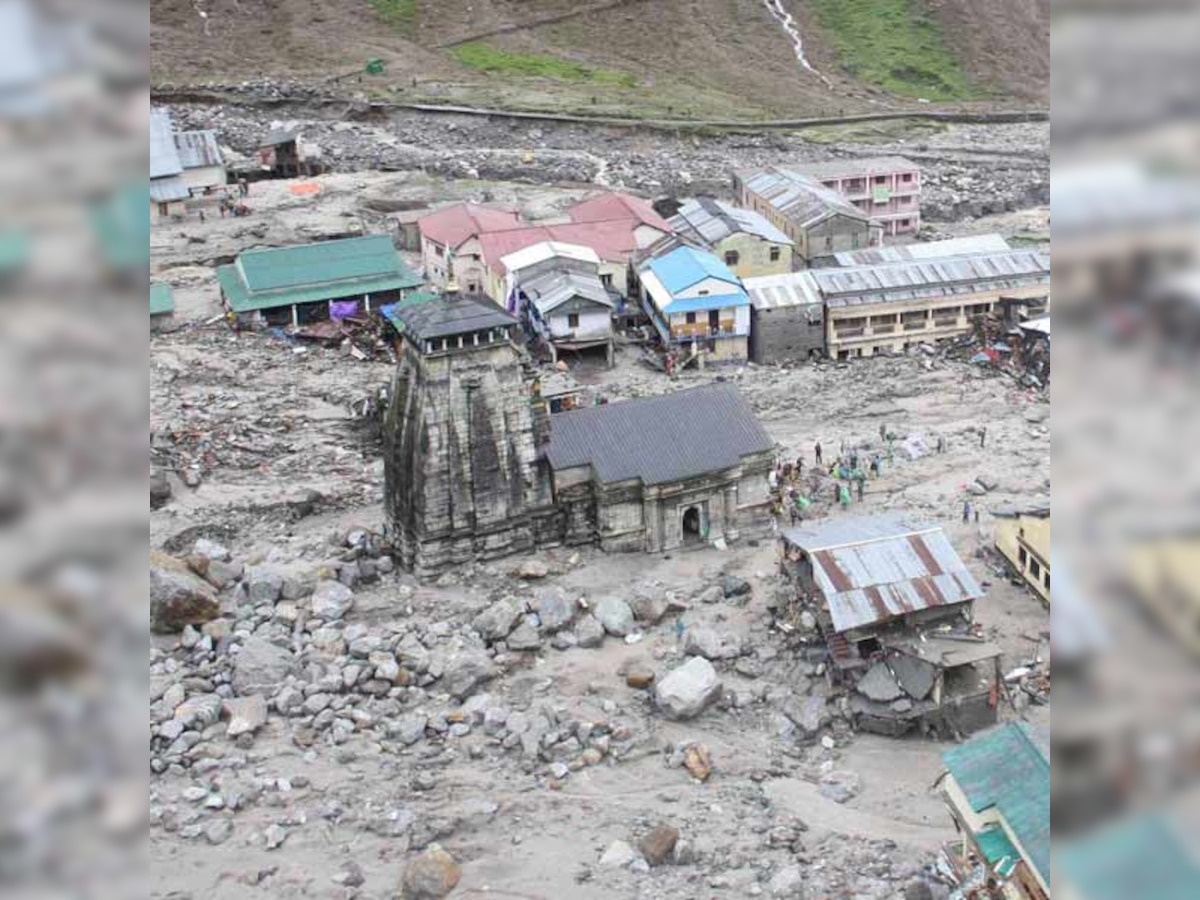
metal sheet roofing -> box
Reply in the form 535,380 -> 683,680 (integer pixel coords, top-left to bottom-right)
1019,315 -> 1051,336
547,384 -> 773,486
780,515 -> 983,633
942,723 -> 1050,887
811,250 -> 1050,309
217,235 -> 422,312
1058,813 -> 1200,900
174,130 -> 222,169
670,198 -> 794,247
261,129 -> 298,147
149,110 -> 183,179
832,234 -> 1010,267
644,246 -> 742,294
387,291 -> 516,342
150,282 -> 174,316
742,271 -> 823,310
418,202 -> 523,249
790,156 -> 919,181
501,240 -> 600,273
149,175 -> 189,203
522,269 -> 612,315
567,192 -> 672,232
741,168 -> 869,228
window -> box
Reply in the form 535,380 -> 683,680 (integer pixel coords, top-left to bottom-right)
600,273 -> 613,287
708,309 -> 720,329
686,312 -> 696,324
467,283 -> 477,292
1030,559 -> 1041,579
568,313 -> 579,328
1019,547 -> 1028,566
769,246 -> 781,262
724,250 -> 740,266
902,173 -> 914,182
900,218 -> 910,227
157,202 -> 170,217
1043,572 -> 1050,590
435,245 -> 444,257
875,175 -> 886,184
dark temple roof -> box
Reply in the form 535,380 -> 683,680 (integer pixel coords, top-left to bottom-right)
389,291 -> 517,342
546,384 -> 774,485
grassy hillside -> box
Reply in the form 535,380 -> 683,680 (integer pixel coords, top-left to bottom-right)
150,0 -> 1049,116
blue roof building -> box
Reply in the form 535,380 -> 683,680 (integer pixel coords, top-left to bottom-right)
636,246 -> 751,363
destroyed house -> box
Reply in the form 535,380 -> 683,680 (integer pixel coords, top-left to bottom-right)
940,723 -> 1050,900
216,235 -> 423,327
546,384 -> 774,553
780,515 -> 1000,737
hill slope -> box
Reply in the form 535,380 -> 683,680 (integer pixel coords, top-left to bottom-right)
151,0 -> 1048,117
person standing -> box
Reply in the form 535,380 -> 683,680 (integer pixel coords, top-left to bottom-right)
814,442 -> 823,466
937,435 -> 946,454
795,456 -> 804,477
879,422 -> 887,442
962,500 -> 972,524
856,478 -> 865,501
979,426 -> 987,448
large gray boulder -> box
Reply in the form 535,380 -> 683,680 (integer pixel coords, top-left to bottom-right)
683,626 -> 743,661
472,598 -> 521,643
400,845 -> 462,899
533,591 -> 576,633
654,657 -> 723,720
593,596 -> 635,637
232,636 -> 294,695
440,650 -> 496,699
574,614 -> 605,648
150,551 -> 220,633
311,579 -> 354,620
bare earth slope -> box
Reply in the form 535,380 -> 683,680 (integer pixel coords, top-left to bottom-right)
151,0 -> 1049,117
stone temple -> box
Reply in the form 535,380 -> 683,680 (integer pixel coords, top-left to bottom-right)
383,290 -> 775,577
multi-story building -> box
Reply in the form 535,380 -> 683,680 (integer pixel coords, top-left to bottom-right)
416,202 -> 524,292
789,156 -> 922,237
732,167 -> 882,267
813,250 -> 1051,359
993,504 -> 1050,606
668,197 -> 795,278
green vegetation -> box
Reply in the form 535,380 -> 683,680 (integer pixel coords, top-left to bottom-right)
797,118 -> 948,145
451,42 -> 637,88
369,0 -> 417,33
810,0 -> 983,100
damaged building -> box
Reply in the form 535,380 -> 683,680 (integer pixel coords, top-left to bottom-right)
779,515 -> 1003,738
382,292 -> 775,573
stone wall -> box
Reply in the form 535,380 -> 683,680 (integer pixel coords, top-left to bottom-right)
749,304 -> 826,363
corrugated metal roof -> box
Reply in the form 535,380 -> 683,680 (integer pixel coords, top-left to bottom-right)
150,283 -> 174,316
174,130 -> 222,169
812,250 -> 1050,309
743,271 -> 823,310
149,175 -> 189,202
781,514 -> 983,632
644,246 -> 741,294
832,234 -> 1010,267
1058,814 -> 1200,900
568,192 -> 672,232
418,202 -> 523,250
387,291 -> 516,342
790,156 -> 919,181
670,198 -> 794,247
149,109 -> 183,179
217,235 -> 422,313
522,268 -> 612,315
501,240 -> 600,274
942,723 -> 1050,887
742,168 -> 869,228
547,384 -> 773,486
261,129 -> 298,147
1019,315 -> 1050,336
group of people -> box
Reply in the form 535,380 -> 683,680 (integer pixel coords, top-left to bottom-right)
770,437 -> 891,526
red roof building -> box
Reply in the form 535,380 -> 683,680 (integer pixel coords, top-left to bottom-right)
568,192 -> 672,232
417,202 -> 523,250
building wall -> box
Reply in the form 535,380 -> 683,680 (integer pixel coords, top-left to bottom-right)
151,198 -> 188,222
942,775 -> 1049,899
804,214 -> 879,265
485,259 -> 625,306
546,307 -> 611,340
816,166 -> 921,236
715,233 -> 793,278
749,303 -> 825,363
422,236 -> 488,293
674,275 -> 743,300
996,514 -> 1050,605
180,165 -> 227,192
825,282 -> 1049,359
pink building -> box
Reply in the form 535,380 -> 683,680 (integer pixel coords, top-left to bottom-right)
790,156 -> 921,237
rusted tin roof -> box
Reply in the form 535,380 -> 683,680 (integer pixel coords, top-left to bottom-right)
781,515 -> 983,633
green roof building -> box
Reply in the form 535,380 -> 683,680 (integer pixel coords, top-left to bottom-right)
940,722 -> 1050,899
150,282 -> 174,317
1057,813 -> 1200,900
216,235 -> 423,325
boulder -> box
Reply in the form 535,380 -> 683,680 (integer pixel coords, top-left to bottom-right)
593,596 -> 635,637
192,538 -> 231,562
629,587 -> 668,624
638,824 -> 679,866
223,694 -> 268,738
574,615 -> 605,648
626,668 -> 655,689
721,574 -> 751,598
682,743 -> 712,781
696,585 -> 724,605
598,839 -> 638,869
232,637 -> 294,696
654,657 -> 722,720
400,845 -> 462,899
395,713 -> 427,746
517,559 -> 549,580
441,650 -> 496,700
311,580 -> 355,620
150,467 -> 172,509
244,565 -> 284,604
818,770 -> 861,804
472,598 -> 521,643
769,863 -> 805,897
683,626 -> 743,661
533,591 -> 575,633
506,621 -> 542,651
150,551 -> 220,633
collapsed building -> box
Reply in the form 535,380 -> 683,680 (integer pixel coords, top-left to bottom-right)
779,515 -> 1003,738
382,291 -> 774,575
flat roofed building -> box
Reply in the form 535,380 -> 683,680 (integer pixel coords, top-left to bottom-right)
216,234 -> 423,327
832,233 -> 1009,267
788,156 -> 921,237
993,504 -> 1050,605
742,271 -> 825,363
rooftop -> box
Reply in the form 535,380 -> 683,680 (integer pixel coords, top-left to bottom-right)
386,290 -> 517,343
644,245 -> 742,294
481,219 -> 651,273
174,130 -> 223,170
740,168 -> 870,228
216,235 -> 422,313
150,109 -> 183,180
500,240 -> 601,274
742,271 -> 823,311
1058,813 -> 1200,900
521,268 -> 612,315
670,197 -> 794,248
150,282 -> 174,317
567,191 -> 672,232
789,156 -> 919,182
547,384 -> 773,486
781,515 -> 983,633
942,722 -> 1050,887
832,234 -> 1010,267
418,202 -> 523,249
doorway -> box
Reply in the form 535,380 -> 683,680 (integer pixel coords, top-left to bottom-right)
682,504 -> 705,544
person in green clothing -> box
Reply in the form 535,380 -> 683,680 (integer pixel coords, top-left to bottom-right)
838,483 -> 851,507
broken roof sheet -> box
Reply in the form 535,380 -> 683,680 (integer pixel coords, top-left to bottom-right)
790,156 -> 919,182
942,723 -> 1050,887
547,384 -> 773,486
781,515 -> 983,633
832,234 -> 1010,267
387,291 -> 516,342
149,109 -> 183,179
741,168 -> 869,228
670,197 -> 794,247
